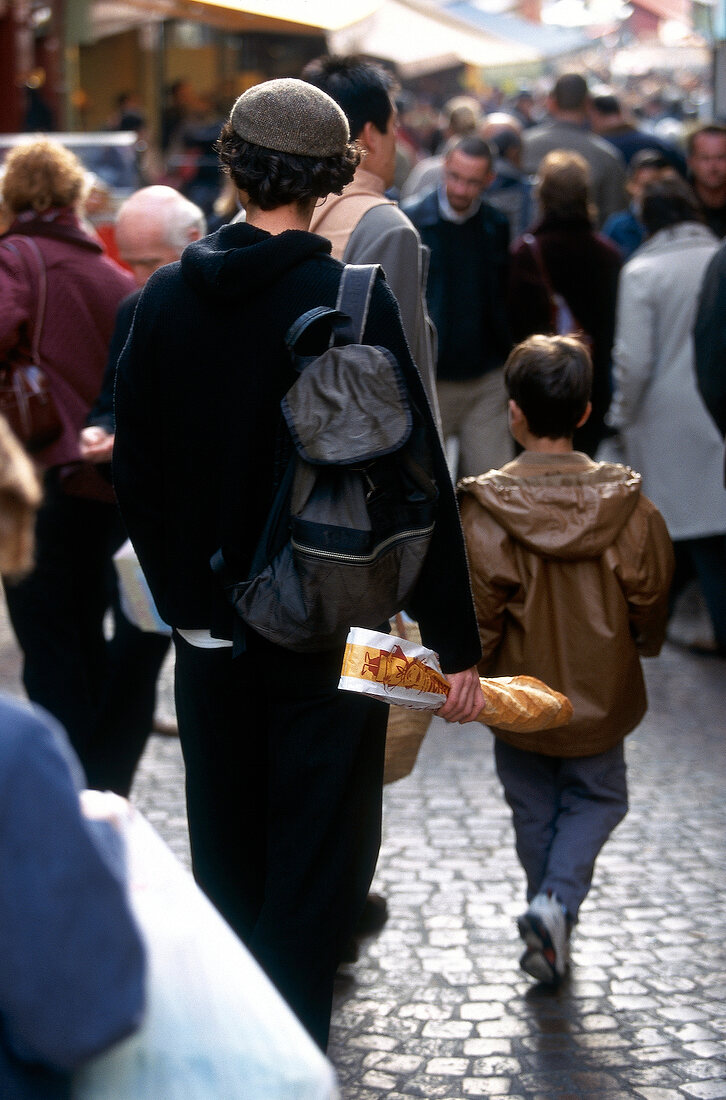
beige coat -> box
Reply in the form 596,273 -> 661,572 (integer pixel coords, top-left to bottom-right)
459,452 -> 674,757
309,167 -> 440,431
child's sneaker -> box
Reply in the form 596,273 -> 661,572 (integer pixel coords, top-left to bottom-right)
517,891 -> 570,983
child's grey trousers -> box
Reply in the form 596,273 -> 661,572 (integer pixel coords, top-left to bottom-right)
494,738 -> 628,922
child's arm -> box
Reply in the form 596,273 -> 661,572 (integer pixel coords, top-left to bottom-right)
460,498 -> 517,671
608,496 -> 675,656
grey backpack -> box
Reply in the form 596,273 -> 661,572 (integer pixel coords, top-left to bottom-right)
211,264 -> 438,653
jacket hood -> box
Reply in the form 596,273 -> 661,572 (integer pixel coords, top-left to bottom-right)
180,221 -> 333,302
459,452 -> 643,560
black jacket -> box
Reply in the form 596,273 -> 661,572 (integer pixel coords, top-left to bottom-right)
113,221 -> 481,672
88,289 -> 141,433
403,189 -> 511,380
694,238 -> 726,438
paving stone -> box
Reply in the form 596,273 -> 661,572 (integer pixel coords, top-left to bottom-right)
2,590 -> 725,1099
680,1084 -> 726,1099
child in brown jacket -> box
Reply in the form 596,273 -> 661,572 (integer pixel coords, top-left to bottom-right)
459,334 -> 674,984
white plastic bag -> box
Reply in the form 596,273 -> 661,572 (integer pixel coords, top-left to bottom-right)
73,797 -> 338,1100
113,538 -> 172,635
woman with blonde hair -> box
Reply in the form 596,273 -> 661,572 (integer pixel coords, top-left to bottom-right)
0,138 -> 135,761
508,149 -> 622,455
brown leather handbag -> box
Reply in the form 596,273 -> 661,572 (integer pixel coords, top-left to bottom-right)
0,237 -> 63,453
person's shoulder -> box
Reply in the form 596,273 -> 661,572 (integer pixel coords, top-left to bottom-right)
585,130 -> 626,165
349,203 -> 423,263
400,188 -> 438,227
0,695 -> 47,742
0,697 -> 67,776
522,120 -> 555,145
358,200 -> 418,234
592,230 -> 624,264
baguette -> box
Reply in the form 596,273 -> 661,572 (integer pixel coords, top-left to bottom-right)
477,674 -> 572,732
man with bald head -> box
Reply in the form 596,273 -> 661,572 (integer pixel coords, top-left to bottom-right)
81,186 -> 206,461
78,186 -> 206,794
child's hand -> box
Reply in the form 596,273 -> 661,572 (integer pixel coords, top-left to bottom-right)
437,667 -> 485,724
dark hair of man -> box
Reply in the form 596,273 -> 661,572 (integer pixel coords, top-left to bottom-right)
552,73 -> 588,112
216,121 -> 360,211
628,148 -> 669,176
489,127 -> 522,160
504,334 -> 593,439
640,175 -> 703,236
590,92 -> 620,116
686,122 -> 726,157
449,135 -> 495,169
301,55 -> 395,140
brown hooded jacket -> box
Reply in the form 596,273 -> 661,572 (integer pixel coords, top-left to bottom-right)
459,452 -> 674,756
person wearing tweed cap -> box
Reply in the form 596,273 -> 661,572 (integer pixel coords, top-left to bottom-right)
113,76 -> 485,1050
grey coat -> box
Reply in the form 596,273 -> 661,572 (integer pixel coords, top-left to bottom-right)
521,119 -> 627,227
608,221 -> 726,539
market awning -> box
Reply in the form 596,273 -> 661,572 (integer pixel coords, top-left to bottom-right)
328,0 -> 541,75
89,0 -> 382,41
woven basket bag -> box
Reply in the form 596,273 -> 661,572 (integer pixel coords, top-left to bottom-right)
382,616 -> 433,785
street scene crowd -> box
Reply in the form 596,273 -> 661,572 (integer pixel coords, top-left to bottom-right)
0,46 -> 725,1099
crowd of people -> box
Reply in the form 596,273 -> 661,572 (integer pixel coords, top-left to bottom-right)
1,55 -> 725,1089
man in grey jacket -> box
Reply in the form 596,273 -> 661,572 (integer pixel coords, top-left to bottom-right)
302,55 -> 441,430
522,73 -> 626,227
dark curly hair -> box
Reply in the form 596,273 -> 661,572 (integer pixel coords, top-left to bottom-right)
217,121 -> 360,211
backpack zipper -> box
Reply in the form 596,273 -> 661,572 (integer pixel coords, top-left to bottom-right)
292,523 -> 435,566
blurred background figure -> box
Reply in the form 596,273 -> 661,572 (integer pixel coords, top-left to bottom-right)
602,148 -> 676,261
608,176 -> 726,656
304,54 -> 440,426
509,88 -> 538,130
686,124 -> 726,239
404,136 -> 513,479
480,112 -> 535,239
521,73 -> 627,227
400,94 -> 482,202
0,411 -> 145,1098
508,150 -> 622,457
587,89 -> 686,174
0,138 -> 135,765
78,185 -> 207,795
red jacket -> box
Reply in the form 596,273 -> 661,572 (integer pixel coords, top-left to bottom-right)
0,208 -> 135,468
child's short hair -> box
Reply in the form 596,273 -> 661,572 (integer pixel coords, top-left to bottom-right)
504,334 -> 593,439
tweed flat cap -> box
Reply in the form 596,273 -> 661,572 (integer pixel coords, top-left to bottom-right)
229,78 -> 350,157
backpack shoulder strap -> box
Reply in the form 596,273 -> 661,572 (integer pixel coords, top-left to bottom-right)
335,264 -> 380,343
284,263 -> 381,361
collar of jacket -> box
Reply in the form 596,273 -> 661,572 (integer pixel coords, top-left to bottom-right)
2,206 -> 103,253
636,220 -> 718,256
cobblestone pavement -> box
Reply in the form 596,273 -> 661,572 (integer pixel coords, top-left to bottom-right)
1,591 -> 725,1099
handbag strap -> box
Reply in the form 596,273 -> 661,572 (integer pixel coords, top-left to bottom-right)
522,232 -> 556,301
1,236 -> 47,365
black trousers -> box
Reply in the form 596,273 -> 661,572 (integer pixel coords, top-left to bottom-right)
3,471 -> 170,791
173,631 -> 388,1050
3,473 -> 117,760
